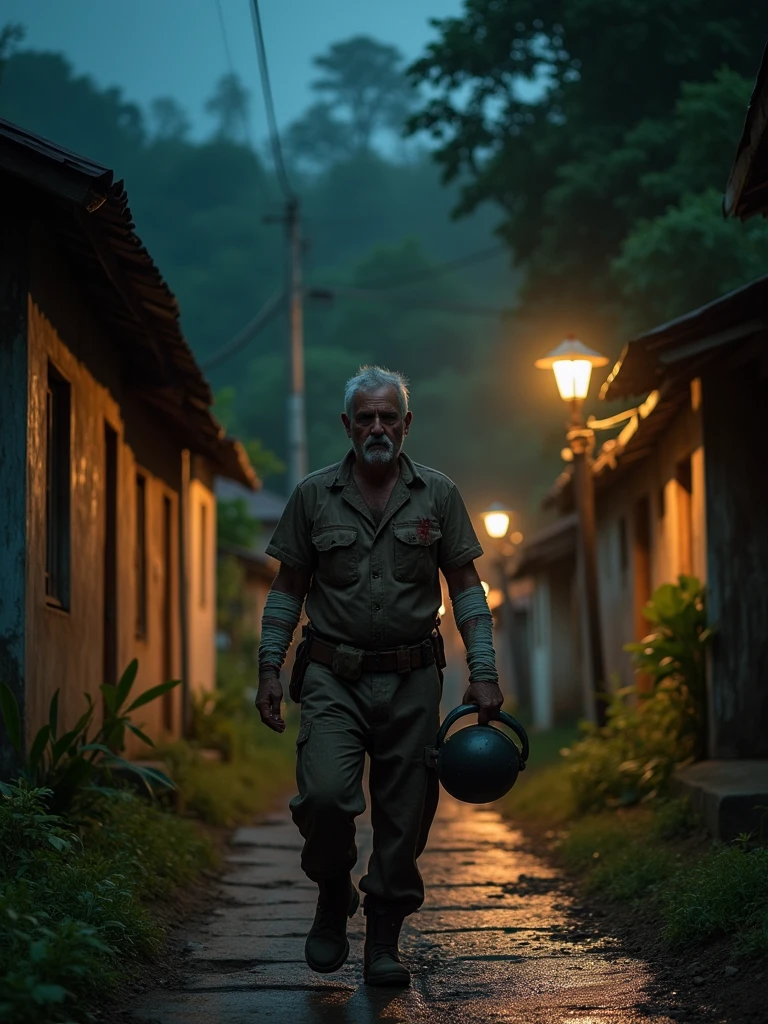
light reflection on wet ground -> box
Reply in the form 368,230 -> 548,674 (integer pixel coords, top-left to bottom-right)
130,796 -> 678,1023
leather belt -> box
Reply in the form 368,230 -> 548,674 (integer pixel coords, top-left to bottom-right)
308,635 -> 435,675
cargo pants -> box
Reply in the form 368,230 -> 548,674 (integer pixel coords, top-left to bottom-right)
289,658 -> 441,916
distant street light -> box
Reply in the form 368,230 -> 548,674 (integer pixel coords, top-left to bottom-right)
481,502 -> 512,540
481,503 -> 520,704
535,335 -> 610,726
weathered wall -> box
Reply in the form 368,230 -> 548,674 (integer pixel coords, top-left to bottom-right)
25,224 -> 189,753
0,200 -> 29,774
702,361 -> 768,758
188,470 -> 217,700
596,389 -> 705,688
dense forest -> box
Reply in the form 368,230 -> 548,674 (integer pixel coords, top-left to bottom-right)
1,9 -> 766,525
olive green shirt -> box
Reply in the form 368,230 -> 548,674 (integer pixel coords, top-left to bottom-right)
266,450 -> 483,649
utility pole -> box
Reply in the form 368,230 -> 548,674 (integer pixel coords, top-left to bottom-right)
286,198 -> 307,488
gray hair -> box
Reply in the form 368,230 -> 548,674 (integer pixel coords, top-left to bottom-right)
344,365 -> 410,420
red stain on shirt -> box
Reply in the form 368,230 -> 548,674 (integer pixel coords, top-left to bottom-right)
417,518 -> 433,544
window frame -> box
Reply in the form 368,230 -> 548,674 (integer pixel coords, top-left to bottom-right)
45,362 -> 71,610
135,472 -> 148,639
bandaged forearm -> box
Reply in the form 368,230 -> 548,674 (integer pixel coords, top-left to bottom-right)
258,590 -> 303,673
452,585 -> 499,685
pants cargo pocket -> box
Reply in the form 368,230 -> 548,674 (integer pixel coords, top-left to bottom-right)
296,719 -> 312,748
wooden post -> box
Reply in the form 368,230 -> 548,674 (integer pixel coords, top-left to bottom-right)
701,365 -> 768,757
571,430 -> 608,727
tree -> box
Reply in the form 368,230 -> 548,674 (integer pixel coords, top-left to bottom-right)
150,96 -> 191,141
612,190 -> 768,332
205,72 -> 250,142
407,1 -> 766,344
284,101 -> 354,172
0,22 -> 24,85
290,36 -> 416,161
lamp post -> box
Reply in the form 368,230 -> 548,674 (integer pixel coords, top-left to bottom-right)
481,502 -> 520,704
535,337 -> 610,726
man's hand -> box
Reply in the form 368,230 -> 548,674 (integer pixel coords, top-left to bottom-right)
255,671 -> 286,733
462,681 -> 504,726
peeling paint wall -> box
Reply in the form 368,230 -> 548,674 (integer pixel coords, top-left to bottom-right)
22,222 -> 212,754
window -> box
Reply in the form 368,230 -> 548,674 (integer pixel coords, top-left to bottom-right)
199,501 -> 208,609
45,363 -> 71,608
676,455 -> 694,576
135,474 -> 147,638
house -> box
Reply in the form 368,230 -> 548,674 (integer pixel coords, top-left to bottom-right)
510,41 -> 768,832
0,118 -> 256,773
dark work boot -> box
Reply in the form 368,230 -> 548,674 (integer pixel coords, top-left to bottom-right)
304,874 -> 359,974
363,908 -> 411,987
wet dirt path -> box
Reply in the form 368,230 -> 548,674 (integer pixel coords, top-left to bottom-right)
130,796 -> 682,1023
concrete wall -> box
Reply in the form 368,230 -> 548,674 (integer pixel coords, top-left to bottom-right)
20,222 -> 206,755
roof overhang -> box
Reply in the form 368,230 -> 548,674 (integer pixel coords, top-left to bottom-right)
0,116 -> 256,489
725,42 -> 768,220
600,274 -> 768,401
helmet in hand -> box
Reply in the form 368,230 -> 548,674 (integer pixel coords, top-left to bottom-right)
435,704 -> 529,804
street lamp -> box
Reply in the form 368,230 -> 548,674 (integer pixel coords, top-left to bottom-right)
535,336 -> 610,726
481,502 -> 511,540
481,503 -> 520,704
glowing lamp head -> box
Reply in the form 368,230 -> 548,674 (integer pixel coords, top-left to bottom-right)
535,337 -> 609,403
481,502 -> 512,540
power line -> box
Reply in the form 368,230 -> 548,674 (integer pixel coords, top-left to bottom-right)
212,0 -> 273,201
249,0 -> 294,201
213,0 -> 254,149
202,291 -> 285,370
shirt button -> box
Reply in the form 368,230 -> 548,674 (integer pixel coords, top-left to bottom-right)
373,604 -> 380,611
372,573 -> 380,579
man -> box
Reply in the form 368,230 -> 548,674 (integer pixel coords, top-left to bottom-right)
255,365 -> 503,987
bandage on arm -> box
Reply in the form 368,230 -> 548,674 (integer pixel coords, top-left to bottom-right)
258,590 -> 303,674
451,584 -> 499,685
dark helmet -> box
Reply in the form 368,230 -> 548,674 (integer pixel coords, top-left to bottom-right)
435,704 -> 529,804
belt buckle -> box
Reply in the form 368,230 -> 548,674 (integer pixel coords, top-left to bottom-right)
396,646 -> 411,674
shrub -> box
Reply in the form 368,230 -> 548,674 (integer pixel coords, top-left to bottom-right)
624,574 -> 713,759
0,660 -> 179,811
0,782 -> 213,1023
564,576 -> 714,812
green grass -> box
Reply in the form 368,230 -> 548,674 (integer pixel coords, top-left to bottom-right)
500,720 -> 579,825
160,714 -> 299,827
0,784 -> 214,1024
663,843 -> 768,957
499,725 -> 768,959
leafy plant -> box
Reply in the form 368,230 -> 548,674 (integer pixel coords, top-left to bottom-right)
563,577 -> 714,812
0,660 -> 180,811
624,574 -> 713,759
0,784 -> 78,878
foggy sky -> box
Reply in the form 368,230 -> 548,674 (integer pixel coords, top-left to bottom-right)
3,0 -> 463,140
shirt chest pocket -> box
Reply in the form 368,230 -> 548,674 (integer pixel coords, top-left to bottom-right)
311,526 -> 359,587
393,520 -> 442,584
